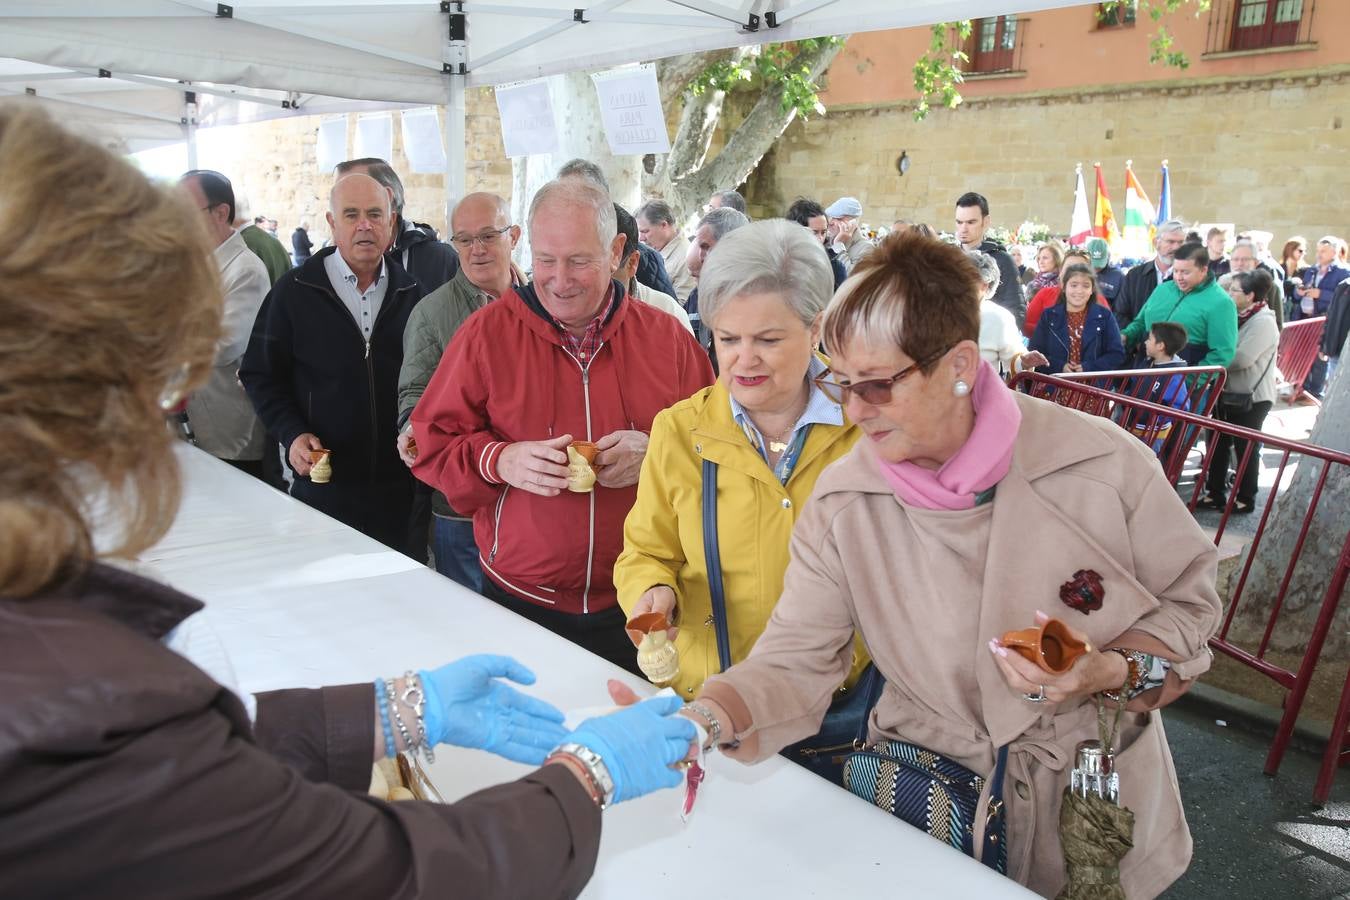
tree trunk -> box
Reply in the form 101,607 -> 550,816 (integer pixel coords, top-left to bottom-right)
644,39 -> 846,231
1226,334 -> 1350,659
509,70 -> 641,270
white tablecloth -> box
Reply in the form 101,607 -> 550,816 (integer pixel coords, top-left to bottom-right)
143,445 -> 1033,898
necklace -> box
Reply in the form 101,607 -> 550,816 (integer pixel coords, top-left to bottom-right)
765,424 -> 795,454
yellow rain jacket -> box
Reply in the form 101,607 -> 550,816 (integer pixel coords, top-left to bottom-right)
616,380 -> 869,699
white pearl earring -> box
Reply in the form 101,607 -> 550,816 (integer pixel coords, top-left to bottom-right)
953,380 -> 971,398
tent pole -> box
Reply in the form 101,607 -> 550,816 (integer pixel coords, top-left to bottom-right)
443,3 -> 469,227
183,91 -> 199,170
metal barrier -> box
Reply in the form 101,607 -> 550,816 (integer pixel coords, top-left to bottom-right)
1277,316 -> 1325,404
1014,367 -> 1227,483
1011,372 -> 1350,803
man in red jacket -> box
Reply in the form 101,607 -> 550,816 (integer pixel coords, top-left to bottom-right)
410,180 -> 715,672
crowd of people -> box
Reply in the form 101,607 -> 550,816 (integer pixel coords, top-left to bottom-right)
2,102 -> 1343,898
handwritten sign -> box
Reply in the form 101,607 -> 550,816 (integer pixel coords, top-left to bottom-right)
591,64 -> 670,156
495,78 -> 560,158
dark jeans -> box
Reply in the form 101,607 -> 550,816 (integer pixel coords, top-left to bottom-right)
432,515 -> 483,593
1206,400 -> 1273,505
480,573 -> 641,677
223,457 -> 266,481
405,480 -> 432,565
290,475 -> 415,555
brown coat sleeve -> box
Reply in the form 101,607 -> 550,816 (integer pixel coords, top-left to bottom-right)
253,683 -> 375,791
10,703 -> 601,900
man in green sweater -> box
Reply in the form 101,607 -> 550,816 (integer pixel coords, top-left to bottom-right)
1121,242 -> 1238,368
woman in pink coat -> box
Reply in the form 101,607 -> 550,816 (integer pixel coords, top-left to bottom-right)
679,232 -> 1221,898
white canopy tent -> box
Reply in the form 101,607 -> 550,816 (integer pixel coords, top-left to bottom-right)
1,0 -> 1088,195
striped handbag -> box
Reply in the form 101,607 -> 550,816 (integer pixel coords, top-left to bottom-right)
840,673 -> 1010,873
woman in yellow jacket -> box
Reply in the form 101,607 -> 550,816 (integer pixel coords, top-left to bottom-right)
616,220 -> 868,703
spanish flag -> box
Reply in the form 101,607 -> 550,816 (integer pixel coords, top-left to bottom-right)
1093,162 -> 1120,248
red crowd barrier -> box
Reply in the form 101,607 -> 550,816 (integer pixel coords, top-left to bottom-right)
1014,366 -> 1226,483
1277,316 -> 1326,404
1010,372 -> 1350,804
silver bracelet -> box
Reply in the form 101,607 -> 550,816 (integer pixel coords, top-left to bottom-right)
385,677 -> 414,753
685,701 -> 722,749
554,742 -> 615,809
401,671 -> 434,763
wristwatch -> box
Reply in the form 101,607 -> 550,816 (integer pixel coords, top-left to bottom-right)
554,743 -> 616,809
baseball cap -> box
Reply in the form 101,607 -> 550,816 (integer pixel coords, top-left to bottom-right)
825,197 -> 863,218
1085,237 -> 1110,270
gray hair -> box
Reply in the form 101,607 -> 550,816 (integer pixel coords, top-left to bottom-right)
711,189 -> 747,214
335,158 -> 405,215
1229,239 -> 1257,258
528,179 -> 617,247
1217,272 -> 1238,291
966,250 -> 1001,300
636,199 -> 675,226
698,206 -> 749,243
696,219 -> 833,329
1157,219 -> 1187,238
556,158 -> 610,192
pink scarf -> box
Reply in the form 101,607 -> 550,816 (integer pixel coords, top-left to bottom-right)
875,360 -> 1022,510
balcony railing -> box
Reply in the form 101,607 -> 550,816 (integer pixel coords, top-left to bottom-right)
962,16 -> 1029,76
1204,0 -> 1317,55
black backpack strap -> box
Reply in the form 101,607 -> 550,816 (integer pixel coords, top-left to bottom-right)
701,459 -> 733,672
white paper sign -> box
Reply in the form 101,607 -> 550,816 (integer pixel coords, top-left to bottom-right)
590,64 -> 670,156
354,112 -> 393,161
316,117 -> 347,171
494,79 -> 559,158
401,107 -> 446,174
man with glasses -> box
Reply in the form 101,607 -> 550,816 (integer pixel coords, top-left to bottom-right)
178,170 -> 271,480
1229,239 -> 1284,328
396,192 -> 522,590
1118,219 -> 1186,335
241,173 -> 423,553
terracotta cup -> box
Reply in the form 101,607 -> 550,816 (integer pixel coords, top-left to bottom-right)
625,612 -> 673,635
570,441 -> 599,465
1000,618 -> 1088,674
307,448 -> 330,463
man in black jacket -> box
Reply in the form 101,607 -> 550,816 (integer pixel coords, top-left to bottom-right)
241,173 -> 421,553
336,158 -> 459,298
954,192 -> 1025,329
1117,219 -> 1187,338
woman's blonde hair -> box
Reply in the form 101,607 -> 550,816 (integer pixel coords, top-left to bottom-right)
0,106 -> 223,597
1036,240 -> 1065,270
821,230 -> 981,372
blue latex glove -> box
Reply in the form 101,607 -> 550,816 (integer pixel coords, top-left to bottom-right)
566,695 -> 697,803
420,655 -> 568,765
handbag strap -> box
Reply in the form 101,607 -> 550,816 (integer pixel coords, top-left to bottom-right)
701,459 -> 733,672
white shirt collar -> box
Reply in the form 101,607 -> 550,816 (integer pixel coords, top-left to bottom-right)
330,248 -> 386,289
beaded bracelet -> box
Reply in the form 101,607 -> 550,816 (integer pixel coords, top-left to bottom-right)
374,679 -> 397,759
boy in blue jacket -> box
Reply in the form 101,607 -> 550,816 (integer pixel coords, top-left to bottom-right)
1131,321 -> 1191,451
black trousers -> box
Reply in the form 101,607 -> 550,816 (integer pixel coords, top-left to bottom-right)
223,457 -> 266,481
405,480 -> 433,565
480,573 -> 641,677
1206,400 -> 1273,505
290,475 -> 415,556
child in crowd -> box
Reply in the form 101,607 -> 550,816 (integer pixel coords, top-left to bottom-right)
1131,321 -> 1192,451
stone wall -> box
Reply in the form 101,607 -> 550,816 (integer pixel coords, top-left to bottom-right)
746,67 -> 1350,242
211,87 -> 510,242
211,66 -> 1349,248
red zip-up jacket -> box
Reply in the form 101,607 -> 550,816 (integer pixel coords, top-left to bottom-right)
410,282 -> 715,614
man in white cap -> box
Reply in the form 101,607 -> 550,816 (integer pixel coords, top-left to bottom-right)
825,196 -> 875,273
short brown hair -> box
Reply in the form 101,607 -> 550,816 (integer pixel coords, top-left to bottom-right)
822,230 -> 981,373
0,107 -> 222,597
1150,321 -> 1189,357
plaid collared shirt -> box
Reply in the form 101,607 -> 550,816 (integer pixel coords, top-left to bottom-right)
552,285 -> 616,364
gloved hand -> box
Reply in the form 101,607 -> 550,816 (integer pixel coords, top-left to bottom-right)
566,695 -> 697,803
420,655 -> 568,765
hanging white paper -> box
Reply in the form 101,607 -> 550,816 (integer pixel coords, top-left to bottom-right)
401,107 -> 446,174
590,64 -> 670,157
316,117 -> 347,172
354,112 -> 393,161
494,79 -> 560,158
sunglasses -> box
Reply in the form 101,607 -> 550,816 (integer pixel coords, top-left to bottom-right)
814,347 -> 952,406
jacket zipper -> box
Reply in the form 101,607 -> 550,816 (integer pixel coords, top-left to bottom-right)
488,487 -> 508,565
581,364 -> 595,614
364,339 -> 377,476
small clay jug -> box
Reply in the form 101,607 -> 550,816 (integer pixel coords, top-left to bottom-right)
1000,618 -> 1088,674
566,441 -> 599,493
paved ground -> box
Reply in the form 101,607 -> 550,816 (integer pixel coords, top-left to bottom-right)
1161,699 -> 1350,899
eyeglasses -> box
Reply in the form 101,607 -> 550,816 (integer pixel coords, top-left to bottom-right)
450,225 -> 511,250
813,347 -> 951,406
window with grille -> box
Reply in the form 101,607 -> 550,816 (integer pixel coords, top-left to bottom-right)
968,16 -> 1020,73
1230,0 -> 1305,50
1096,2 -> 1137,28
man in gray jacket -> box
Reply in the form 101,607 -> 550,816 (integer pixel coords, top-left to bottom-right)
397,192 -> 521,590
180,170 -> 271,479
